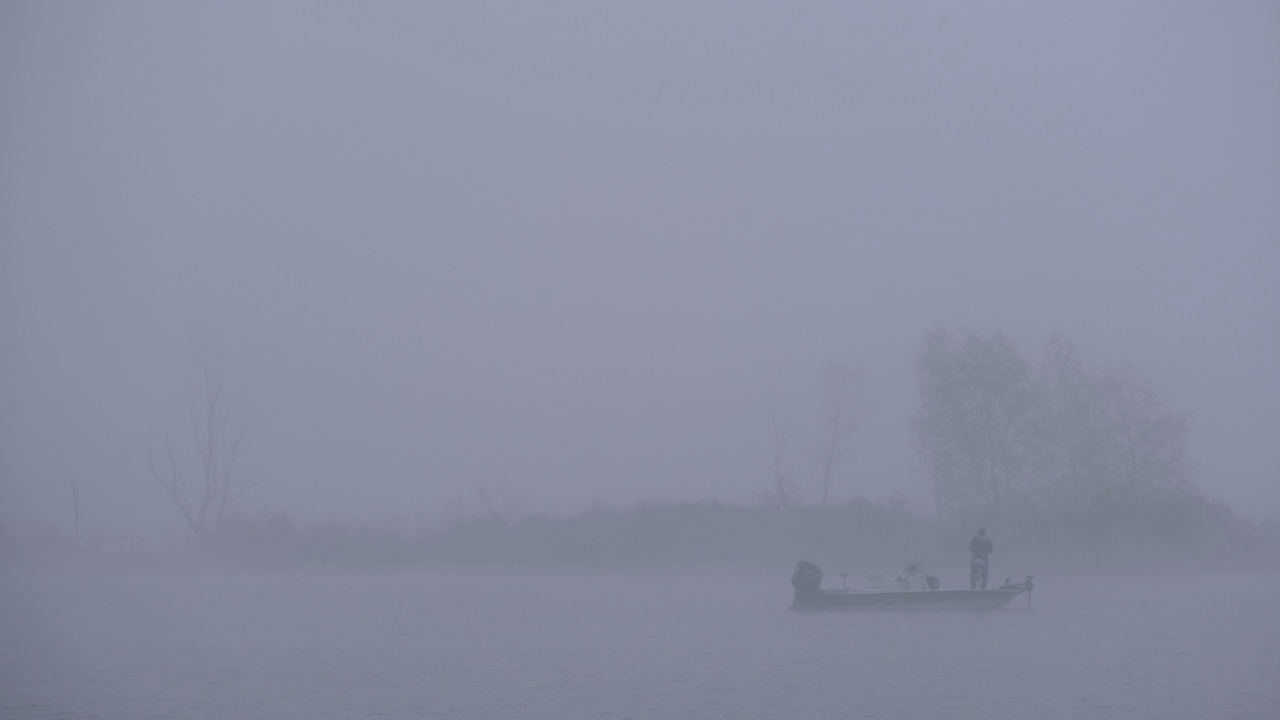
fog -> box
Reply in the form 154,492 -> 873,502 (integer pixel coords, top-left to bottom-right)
4,5 -> 1280,720
2,1 -> 1278,543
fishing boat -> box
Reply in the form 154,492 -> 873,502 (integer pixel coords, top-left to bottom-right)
790,560 -> 1033,611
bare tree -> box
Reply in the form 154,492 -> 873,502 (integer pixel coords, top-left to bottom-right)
442,495 -> 468,530
475,484 -> 526,526
763,412 -> 801,509
148,352 -> 259,546
814,361 -> 864,507
70,478 -> 82,545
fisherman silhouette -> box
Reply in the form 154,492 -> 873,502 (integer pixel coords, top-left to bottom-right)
969,528 -> 993,589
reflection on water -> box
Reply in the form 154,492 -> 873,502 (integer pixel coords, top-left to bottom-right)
2,567 -> 1278,719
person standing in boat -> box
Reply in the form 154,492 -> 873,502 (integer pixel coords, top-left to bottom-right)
969,528 -> 993,589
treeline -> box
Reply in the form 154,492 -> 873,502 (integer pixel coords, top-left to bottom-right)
197,326 -> 1276,573
42,325 -> 1269,574
900,326 -> 1280,571
205,494 -> 1278,574
914,327 -> 1194,520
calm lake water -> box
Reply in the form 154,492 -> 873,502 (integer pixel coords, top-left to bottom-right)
2,565 -> 1278,719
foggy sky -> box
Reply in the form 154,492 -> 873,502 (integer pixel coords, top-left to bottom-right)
2,1 -> 1277,537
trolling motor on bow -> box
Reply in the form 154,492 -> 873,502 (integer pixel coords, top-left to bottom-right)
999,575 -> 1035,608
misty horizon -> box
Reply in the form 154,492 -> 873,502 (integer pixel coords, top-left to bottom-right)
3,5 -> 1279,720
2,2 -> 1278,541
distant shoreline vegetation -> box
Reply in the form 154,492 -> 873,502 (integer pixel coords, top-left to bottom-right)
6,495 -> 1277,574
7,326 -> 1278,574
218,493 -> 1280,573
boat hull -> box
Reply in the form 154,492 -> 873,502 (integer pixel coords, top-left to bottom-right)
790,560 -> 1030,612
809,588 -> 1023,612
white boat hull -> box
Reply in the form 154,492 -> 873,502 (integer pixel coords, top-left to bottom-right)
790,560 -> 1032,612
812,588 -> 1024,611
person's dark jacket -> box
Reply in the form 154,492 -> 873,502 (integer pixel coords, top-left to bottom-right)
969,535 -> 993,562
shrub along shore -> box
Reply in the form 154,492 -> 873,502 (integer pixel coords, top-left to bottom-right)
172,494 -> 1280,574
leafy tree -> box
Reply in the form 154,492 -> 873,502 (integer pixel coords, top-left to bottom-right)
1093,362 -> 1192,497
911,326 -> 1046,518
914,326 -> 1197,522
1036,338 -> 1192,509
1036,335 -> 1116,511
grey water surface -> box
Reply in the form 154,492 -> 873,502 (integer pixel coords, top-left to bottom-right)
2,568 -> 1278,719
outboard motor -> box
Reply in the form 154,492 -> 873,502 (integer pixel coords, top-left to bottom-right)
925,575 -> 940,590
791,561 -> 824,609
